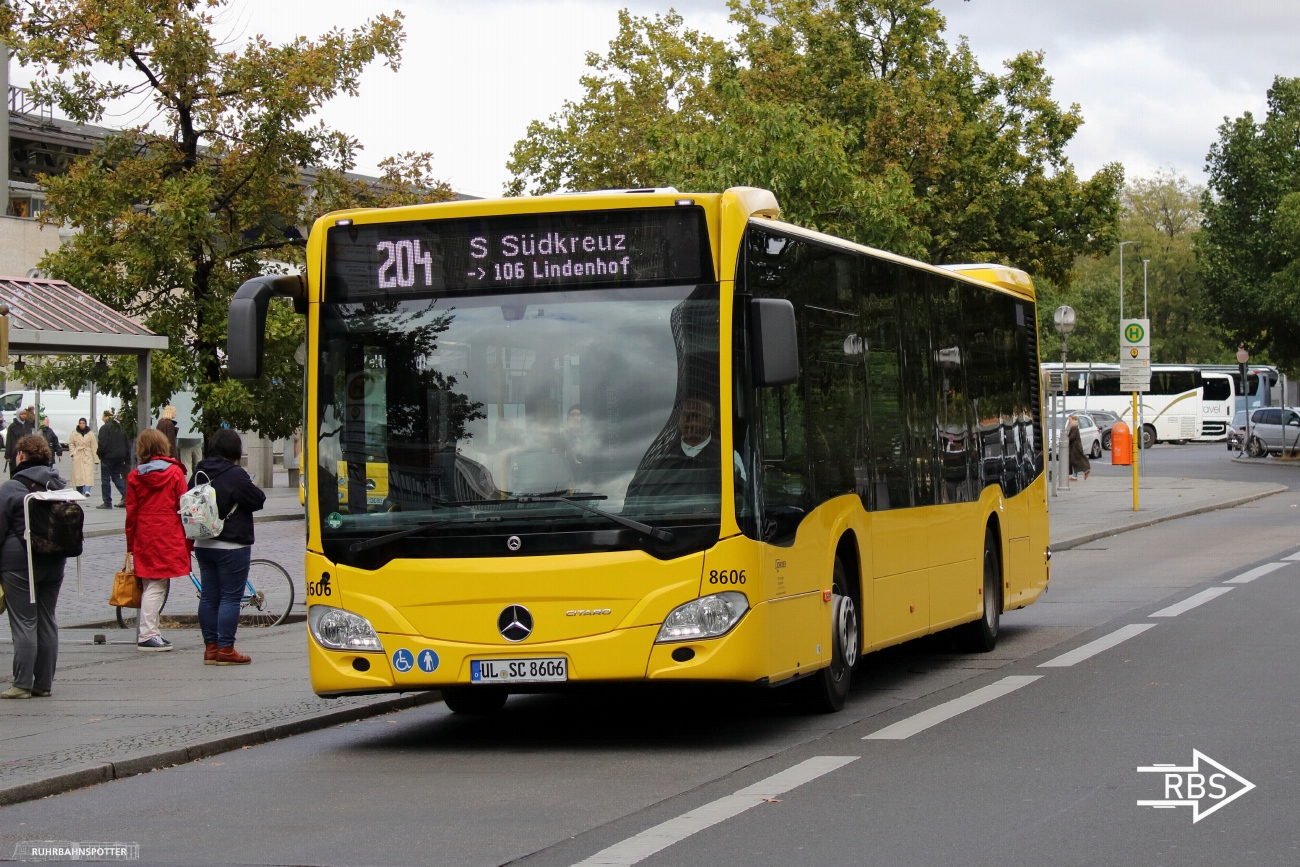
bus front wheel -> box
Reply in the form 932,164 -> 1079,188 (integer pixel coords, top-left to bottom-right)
966,527 -> 1001,652
1140,425 -> 1157,449
441,686 -> 508,714
798,555 -> 858,713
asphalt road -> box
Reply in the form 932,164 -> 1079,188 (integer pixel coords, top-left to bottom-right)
1,457 -> 1297,866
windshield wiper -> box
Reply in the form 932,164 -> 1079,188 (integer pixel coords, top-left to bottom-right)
511,495 -> 673,542
349,519 -> 452,554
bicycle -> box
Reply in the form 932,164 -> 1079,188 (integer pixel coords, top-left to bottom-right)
116,554 -> 295,630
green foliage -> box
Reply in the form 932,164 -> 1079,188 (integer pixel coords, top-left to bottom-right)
1,0 -> 452,440
1037,169 -> 1231,365
1199,76 -> 1300,372
507,0 -> 1122,283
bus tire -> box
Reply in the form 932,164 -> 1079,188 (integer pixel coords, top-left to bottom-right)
1141,425 -> 1157,449
798,555 -> 858,713
966,527 -> 1001,652
441,686 -> 508,714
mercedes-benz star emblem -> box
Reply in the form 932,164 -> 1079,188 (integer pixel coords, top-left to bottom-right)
507,535 -> 522,552
498,605 -> 533,642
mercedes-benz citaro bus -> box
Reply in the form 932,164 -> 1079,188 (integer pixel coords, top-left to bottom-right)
228,187 -> 1050,714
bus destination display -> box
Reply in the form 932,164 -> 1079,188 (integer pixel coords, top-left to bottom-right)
325,208 -> 711,300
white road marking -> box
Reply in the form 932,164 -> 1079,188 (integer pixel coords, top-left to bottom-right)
1225,563 -> 1290,583
1150,587 -> 1234,617
1038,623 -> 1157,668
1283,552 -> 1300,562
862,675 -> 1041,741
570,755 -> 858,866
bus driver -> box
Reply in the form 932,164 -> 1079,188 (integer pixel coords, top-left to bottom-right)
625,397 -> 720,504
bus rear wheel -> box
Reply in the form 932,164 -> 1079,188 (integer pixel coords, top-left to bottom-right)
966,527 -> 1001,652
441,686 -> 508,714
798,555 -> 858,713
1140,425 -> 1157,449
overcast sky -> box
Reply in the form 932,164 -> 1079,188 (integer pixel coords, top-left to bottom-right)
16,1 -> 1300,199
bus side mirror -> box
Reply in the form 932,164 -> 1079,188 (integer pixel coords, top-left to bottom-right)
750,298 -> 799,387
228,275 -> 307,382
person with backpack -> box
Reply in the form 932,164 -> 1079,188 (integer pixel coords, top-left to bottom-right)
96,410 -> 128,509
124,429 -> 192,652
0,435 -> 73,698
190,429 -> 265,665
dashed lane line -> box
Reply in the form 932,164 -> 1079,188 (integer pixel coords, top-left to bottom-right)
1283,552 -> 1300,562
1225,563 -> 1291,583
1150,586 -> 1234,618
570,755 -> 858,866
862,675 -> 1041,741
1038,623 -> 1157,668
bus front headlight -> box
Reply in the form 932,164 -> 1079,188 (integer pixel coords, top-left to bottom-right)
655,592 -> 749,643
308,605 -> 384,653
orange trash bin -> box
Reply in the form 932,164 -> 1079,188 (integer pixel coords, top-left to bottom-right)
1111,421 -> 1132,466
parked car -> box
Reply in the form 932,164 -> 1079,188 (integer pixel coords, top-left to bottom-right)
1245,407 -> 1300,457
1088,409 -> 1122,450
1227,409 -> 1248,451
1048,412 -> 1103,460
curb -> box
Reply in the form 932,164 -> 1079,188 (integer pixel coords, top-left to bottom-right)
1051,485 -> 1288,552
0,691 -> 442,808
85,511 -> 303,539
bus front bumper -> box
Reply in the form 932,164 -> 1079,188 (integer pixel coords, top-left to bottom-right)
309,601 -> 788,697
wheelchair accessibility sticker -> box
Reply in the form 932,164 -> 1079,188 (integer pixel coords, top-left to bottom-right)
392,649 -> 415,673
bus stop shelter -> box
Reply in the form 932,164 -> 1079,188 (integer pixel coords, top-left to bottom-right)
0,276 -> 168,435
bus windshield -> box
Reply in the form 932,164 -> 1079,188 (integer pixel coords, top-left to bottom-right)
316,284 -> 721,565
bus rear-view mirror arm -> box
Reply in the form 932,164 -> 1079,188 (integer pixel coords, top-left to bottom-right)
750,298 -> 800,387
228,274 -> 307,382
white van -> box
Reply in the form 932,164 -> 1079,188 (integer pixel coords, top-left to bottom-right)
0,390 -> 119,450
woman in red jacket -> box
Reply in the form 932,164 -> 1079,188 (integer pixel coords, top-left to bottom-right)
125,429 -> 192,652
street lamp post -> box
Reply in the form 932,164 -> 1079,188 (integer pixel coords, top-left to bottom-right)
1237,347 -> 1251,456
1054,305 -> 1076,492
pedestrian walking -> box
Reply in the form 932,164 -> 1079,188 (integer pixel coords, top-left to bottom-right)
156,405 -> 180,459
5,409 -> 31,471
37,416 -> 60,462
191,429 -> 265,665
1067,414 -> 1091,481
125,429 -> 192,652
96,410 -> 128,509
0,435 -> 70,698
68,418 -> 97,496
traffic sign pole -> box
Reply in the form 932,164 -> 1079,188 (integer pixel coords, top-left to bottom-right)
1132,392 -> 1140,511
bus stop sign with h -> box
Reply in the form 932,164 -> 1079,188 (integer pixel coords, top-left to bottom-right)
1121,319 -> 1150,511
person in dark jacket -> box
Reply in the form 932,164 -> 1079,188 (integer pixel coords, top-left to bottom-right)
5,409 -> 33,471
625,397 -> 721,505
191,429 -> 266,665
0,435 -> 69,698
156,405 -> 179,459
126,429 -> 192,652
1067,415 -> 1091,481
37,417 -> 60,462
96,410 -> 129,509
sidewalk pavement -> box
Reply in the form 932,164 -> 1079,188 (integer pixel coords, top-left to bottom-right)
0,474 -> 1287,807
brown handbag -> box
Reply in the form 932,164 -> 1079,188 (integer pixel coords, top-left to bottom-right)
109,553 -> 142,608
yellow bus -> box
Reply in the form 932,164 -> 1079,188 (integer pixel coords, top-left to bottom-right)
229,187 -> 1050,713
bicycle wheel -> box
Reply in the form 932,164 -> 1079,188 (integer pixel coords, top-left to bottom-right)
241,559 -> 294,627
116,580 -> 170,630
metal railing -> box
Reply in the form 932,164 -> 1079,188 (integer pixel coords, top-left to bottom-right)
8,85 -> 53,121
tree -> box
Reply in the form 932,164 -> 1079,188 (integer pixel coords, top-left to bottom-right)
1037,170 -> 1230,365
0,0 -> 453,437
1199,76 -> 1300,372
507,0 -> 1122,284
